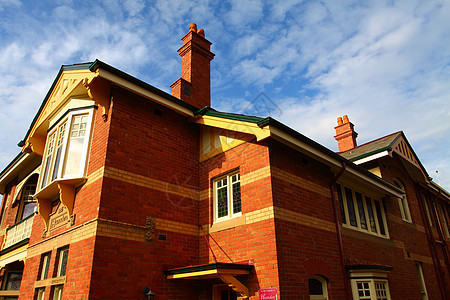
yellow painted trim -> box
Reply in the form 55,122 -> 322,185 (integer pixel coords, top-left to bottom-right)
23,70 -> 97,155
58,182 -> 75,219
104,166 -> 199,201
274,207 -> 336,233
0,244 -> 28,260
196,115 -> 270,141
271,166 -> 330,197
167,269 -> 217,279
166,268 -> 250,279
200,138 -> 247,162
96,69 -> 194,117
0,290 -> 20,296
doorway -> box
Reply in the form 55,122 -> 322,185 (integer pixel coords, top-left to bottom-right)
214,284 -> 238,300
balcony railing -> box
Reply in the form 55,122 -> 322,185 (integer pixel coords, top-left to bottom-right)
3,214 -> 34,250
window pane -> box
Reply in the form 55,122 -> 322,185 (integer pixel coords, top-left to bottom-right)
5,272 -> 22,290
42,132 -> 56,188
40,253 -> 51,280
217,188 -> 228,218
439,205 -> 450,238
375,281 -> 388,300
63,114 -> 88,177
22,202 -> 37,220
37,288 -> 45,300
336,184 -> 346,224
232,175 -> 241,214
366,197 -> 377,233
53,285 -> 63,300
58,248 -> 69,277
374,200 -> 386,235
356,281 -> 371,300
42,156 -> 52,188
308,278 -> 323,295
356,192 -> 367,230
52,123 -> 66,181
345,188 -> 357,227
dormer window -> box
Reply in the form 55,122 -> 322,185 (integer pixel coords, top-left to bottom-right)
38,107 -> 94,192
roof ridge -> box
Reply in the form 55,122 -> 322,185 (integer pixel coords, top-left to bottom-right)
339,131 -> 402,154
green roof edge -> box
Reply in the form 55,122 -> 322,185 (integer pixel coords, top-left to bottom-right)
201,109 -> 264,123
0,152 -> 27,179
258,118 -> 404,194
347,146 -> 392,162
89,59 -> 198,113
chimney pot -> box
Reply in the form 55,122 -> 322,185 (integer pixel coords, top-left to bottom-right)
343,115 -> 349,124
337,117 -> 343,126
197,28 -> 205,38
189,23 -> 197,32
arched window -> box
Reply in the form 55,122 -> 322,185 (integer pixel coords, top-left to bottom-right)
18,174 -> 38,221
308,275 -> 328,300
393,179 -> 411,222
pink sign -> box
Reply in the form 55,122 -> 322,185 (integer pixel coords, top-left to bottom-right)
259,288 -> 278,300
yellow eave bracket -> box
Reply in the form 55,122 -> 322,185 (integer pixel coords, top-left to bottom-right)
195,115 -> 271,141
83,76 -> 111,121
219,274 -> 249,299
58,182 -> 75,218
22,134 -> 46,156
34,179 -> 78,231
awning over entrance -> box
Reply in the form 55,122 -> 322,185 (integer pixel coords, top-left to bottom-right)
164,262 -> 253,298
164,262 -> 253,280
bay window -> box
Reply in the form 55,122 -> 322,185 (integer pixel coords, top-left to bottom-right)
38,107 -> 94,192
337,184 -> 388,238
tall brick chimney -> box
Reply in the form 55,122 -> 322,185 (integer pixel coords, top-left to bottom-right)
334,115 -> 358,152
171,23 -> 215,109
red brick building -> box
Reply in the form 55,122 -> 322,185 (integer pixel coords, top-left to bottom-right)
0,24 -> 448,300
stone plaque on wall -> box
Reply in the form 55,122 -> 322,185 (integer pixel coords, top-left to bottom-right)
48,203 -> 70,232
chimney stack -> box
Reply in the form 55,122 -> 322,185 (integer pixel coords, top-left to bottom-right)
334,115 -> 358,152
171,23 -> 215,109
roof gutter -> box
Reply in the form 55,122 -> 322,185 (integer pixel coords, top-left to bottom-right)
260,118 -> 403,197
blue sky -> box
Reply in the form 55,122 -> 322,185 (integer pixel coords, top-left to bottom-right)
0,0 -> 449,189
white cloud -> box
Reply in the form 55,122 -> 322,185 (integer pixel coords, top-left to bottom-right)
0,0 -> 449,191
0,0 -> 20,11
225,0 -> 264,27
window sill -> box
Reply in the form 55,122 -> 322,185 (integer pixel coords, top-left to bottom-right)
342,227 -> 393,245
34,276 -> 67,288
210,215 -> 245,233
0,290 -> 20,296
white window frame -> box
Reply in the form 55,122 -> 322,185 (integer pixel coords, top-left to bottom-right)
415,262 -> 428,300
36,287 -> 45,300
422,195 -> 433,227
438,204 -> 450,239
37,107 -> 94,192
56,247 -> 69,277
39,252 -> 51,281
213,171 -> 241,222
350,271 -> 391,300
337,184 -> 389,238
52,285 -> 63,300
393,180 -> 412,222
309,275 -> 328,300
